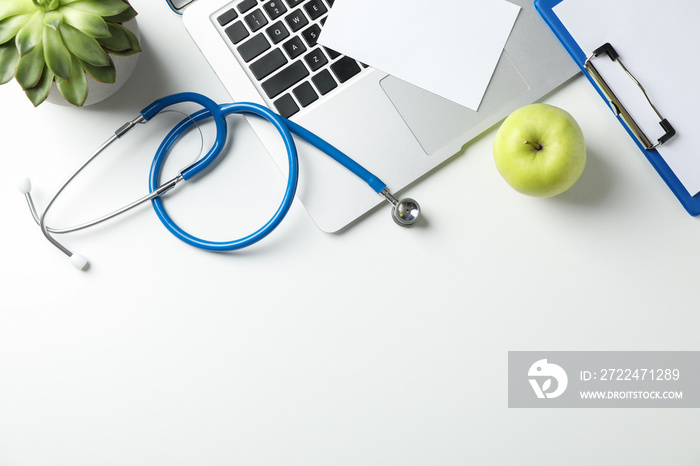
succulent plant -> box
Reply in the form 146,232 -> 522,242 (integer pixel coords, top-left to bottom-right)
0,0 -> 141,107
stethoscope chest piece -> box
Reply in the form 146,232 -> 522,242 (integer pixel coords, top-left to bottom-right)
392,197 -> 421,226
381,188 -> 421,226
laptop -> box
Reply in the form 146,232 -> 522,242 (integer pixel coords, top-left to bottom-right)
179,0 -> 578,232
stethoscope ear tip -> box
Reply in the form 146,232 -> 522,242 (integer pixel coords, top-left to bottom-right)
17,177 -> 31,194
69,253 -> 89,270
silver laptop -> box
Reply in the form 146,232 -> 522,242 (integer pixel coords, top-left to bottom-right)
180,0 -> 578,232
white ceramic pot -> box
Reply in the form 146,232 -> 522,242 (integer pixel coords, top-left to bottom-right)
47,19 -> 141,107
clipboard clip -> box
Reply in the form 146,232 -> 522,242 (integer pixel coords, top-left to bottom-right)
584,43 -> 676,150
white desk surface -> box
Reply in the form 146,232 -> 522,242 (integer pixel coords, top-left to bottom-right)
1,2 -> 698,465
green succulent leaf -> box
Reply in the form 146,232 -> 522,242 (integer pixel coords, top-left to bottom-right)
57,0 -> 90,5
58,22 -> 108,66
56,53 -> 87,106
0,0 -> 34,23
102,22 -> 140,56
0,42 -> 21,84
1,0 -> 139,106
103,5 -> 137,24
58,0 -> 80,4
0,13 -> 32,44
15,39 -> 45,89
97,22 -> 129,51
15,10 -> 43,55
61,7 -> 110,38
43,24 -> 71,79
25,64 -> 54,106
43,10 -> 63,30
80,57 -> 114,83
61,0 -> 129,17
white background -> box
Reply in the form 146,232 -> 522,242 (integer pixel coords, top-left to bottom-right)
1,1 -> 699,465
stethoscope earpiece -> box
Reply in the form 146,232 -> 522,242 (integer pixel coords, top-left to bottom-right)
69,253 -> 89,270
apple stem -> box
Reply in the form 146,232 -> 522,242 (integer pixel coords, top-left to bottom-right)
523,140 -> 543,151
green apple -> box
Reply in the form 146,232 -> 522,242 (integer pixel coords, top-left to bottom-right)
493,103 -> 586,198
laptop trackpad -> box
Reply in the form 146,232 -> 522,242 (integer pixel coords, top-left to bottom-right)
380,51 -> 530,155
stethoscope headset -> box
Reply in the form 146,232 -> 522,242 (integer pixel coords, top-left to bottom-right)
19,93 -> 420,270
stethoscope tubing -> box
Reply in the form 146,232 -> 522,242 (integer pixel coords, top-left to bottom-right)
148,99 -> 390,251
141,92 -> 229,181
279,114 -> 387,194
149,101 -> 300,251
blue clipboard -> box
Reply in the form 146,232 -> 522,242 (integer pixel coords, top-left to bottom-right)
534,0 -> 699,216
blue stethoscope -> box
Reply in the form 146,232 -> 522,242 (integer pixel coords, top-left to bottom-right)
19,93 -> 420,269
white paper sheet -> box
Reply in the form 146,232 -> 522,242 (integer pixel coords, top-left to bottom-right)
554,0 -> 700,195
318,0 -> 521,111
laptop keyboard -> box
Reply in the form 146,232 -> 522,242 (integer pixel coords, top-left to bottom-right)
215,0 -> 366,119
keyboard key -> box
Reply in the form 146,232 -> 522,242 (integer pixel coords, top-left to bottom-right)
311,69 -> 337,95
237,0 -> 257,13
244,9 -> 268,32
274,94 -> 299,118
301,24 -> 321,46
285,9 -> 308,32
225,21 -> 249,44
263,0 -> 287,20
222,0 -> 352,108
304,0 -> 327,20
217,8 -> 238,26
238,33 -> 271,62
324,47 -> 341,60
266,21 -> 290,44
262,61 -> 309,98
250,48 -> 288,80
282,36 -> 306,59
330,56 -> 361,83
304,48 -> 328,71
293,81 -> 319,107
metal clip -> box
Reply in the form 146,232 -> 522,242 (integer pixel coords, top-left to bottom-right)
584,43 -> 675,150
115,115 -> 146,138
